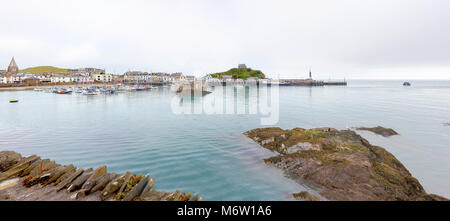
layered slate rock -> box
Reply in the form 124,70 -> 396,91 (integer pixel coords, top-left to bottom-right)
0,151 -> 202,201
244,127 -> 448,201
356,126 -> 399,137
292,191 -> 320,201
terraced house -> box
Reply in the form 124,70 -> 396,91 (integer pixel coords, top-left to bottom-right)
93,72 -> 113,82
50,74 -> 93,83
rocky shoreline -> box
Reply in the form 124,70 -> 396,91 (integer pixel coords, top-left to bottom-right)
244,127 -> 448,201
0,151 -> 202,201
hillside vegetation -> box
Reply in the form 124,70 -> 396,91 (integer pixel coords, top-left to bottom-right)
20,66 -> 68,74
210,68 -> 265,80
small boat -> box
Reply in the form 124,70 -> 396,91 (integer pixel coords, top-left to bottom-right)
56,88 -> 72,94
83,90 -> 97,95
103,89 -> 115,94
9,100 -> 19,103
279,82 -> 292,86
403,82 -> 411,86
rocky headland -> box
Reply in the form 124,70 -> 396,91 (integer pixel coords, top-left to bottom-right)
244,127 -> 447,201
0,151 -> 202,201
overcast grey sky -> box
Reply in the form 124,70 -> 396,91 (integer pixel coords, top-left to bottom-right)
1,0 -> 450,79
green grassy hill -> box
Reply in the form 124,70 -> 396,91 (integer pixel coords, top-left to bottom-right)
210,68 -> 265,80
20,66 -> 68,74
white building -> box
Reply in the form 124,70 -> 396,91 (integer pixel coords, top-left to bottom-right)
185,75 -> 196,83
124,71 -> 148,83
51,74 -> 75,83
12,73 -> 26,83
171,73 -> 185,83
151,73 -> 171,83
93,73 -> 113,82
201,74 -> 220,83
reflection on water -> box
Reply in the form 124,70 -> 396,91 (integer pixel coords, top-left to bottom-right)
0,80 -> 450,199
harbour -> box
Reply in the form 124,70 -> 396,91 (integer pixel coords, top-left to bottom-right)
1,0 -> 449,205
1,80 -> 450,200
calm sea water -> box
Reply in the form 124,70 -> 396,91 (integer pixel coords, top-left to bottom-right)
1,80 -> 449,200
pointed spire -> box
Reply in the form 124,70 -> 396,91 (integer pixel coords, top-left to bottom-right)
7,57 -> 19,74
9,57 -> 17,68
309,68 -> 312,79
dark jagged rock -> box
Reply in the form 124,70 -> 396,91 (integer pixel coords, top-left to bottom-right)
81,166 -> 107,191
0,151 -> 22,172
188,193 -> 200,201
142,177 -> 154,194
356,126 -> 399,137
75,189 -> 89,200
116,174 -> 143,200
122,174 -> 150,201
100,172 -> 130,200
141,189 -> 166,201
46,164 -> 76,185
292,191 -> 320,201
164,190 -> 182,201
28,159 -> 50,176
23,165 -> 63,187
19,159 -> 42,177
244,127 -> 448,201
28,160 -> 58,177
56,168 -> 84,191
41,165 -> 67,185
68,169 -> 94,192
53,166 -> 77,185
115,172 -> 135,200
0,151 -> 201,201
0,155 -> 40,182
91,173 -> 116,194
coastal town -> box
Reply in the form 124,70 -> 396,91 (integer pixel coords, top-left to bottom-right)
0,57 -> 346,91
0,57 -> 197,86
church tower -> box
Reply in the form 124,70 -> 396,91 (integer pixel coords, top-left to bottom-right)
7,57 -> 19,74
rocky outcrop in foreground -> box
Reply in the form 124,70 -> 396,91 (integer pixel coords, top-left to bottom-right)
0,151 -> 202,201
244,127 -> 448,201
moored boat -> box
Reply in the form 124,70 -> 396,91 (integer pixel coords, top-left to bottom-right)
82,89 -> 98,95
56,88 -> 72,94
403,82 -> 411,86
9,100 -> 19,103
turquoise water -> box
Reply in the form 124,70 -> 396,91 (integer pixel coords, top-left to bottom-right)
1,80 -> 449,199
